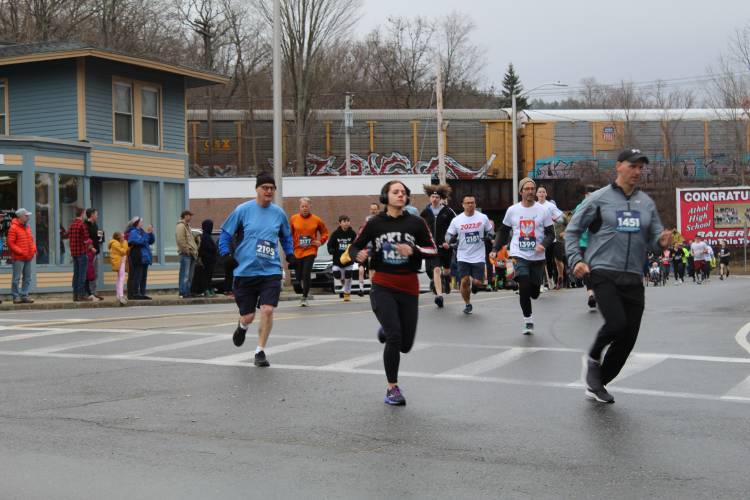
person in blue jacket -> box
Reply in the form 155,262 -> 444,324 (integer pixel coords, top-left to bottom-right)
219,172 -> 296,368
125,217 -> 155,300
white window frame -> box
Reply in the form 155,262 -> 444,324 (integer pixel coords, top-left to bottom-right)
140,86 -> 160,148
113,81 -> 134,144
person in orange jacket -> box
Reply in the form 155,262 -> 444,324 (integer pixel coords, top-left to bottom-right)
289,197 -> 329,306
7,208 -> 37,304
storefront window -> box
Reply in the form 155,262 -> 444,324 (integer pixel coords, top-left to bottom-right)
163,183 -> 184,263
59,175 -> 83,265
143,181 -> 159,263
0,173 -> 19,267
35,173 -> 55,265
98,180 -> 130,257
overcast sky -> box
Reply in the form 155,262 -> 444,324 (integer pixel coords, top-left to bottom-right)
359,0 -> 750,100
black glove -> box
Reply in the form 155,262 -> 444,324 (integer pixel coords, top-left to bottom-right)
285,253 -> 298,267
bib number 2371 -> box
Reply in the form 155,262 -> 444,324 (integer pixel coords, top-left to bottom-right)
616,210 -> 641,232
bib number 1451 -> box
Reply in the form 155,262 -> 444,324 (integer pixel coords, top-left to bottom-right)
616,210 -> 641,232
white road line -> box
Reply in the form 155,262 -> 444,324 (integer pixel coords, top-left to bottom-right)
1,349 -> 748,405
608,353 -> 669,385
118,335 -> 228,357
23,331 -> 161,354
207,338 -> 334,365
735,321 -> 750,356
721,375 -> 750,401
439,347 -> 538,377
319,344 -> 430,370
0,329 -> 77,343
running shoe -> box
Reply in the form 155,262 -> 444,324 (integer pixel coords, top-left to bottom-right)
522,322 -> 534,335
299,297 -> 309,307
254,350 -> 270,367
358,288 -> 364,297
434,295 -> 444,308
384,386 -> 406,406
463,303 -> 473,314
587,295 -> 597,309
233,322 -> 246,347
585,386 -> 614,404
343,292 -> 351,302
377,327 -> 386,344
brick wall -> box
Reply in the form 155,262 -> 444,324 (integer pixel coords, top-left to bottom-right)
190,194 -> 430,230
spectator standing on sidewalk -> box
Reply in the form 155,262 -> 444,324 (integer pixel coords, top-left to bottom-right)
176,210 -> 199,299
84,208 -> 104,300
108,231 -> 129,305
7,208 -> 37,304
69,207 -> 92,301
125,217 -> 155,300
192,219 -> 218,297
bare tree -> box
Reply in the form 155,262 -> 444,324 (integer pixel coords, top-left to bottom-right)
579,77 -> 608,109
436,11 -> 481,107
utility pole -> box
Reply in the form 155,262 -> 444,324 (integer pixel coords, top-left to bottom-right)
272,0 -> 283,204
511,92 -> 518,201
435,57 -> 446,184
344,93 -> 352,176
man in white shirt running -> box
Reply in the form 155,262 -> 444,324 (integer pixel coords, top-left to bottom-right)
491,178 -> 554,334
445,195 -> 493,314
690,235 -> 710,284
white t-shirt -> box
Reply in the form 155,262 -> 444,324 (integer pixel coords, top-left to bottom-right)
691,241 -> 709,261
446,212 -> 492,264
503,202 -> 553,261
538,199 -> 563,221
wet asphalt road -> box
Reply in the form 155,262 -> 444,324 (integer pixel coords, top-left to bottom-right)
1,276 -> 749,499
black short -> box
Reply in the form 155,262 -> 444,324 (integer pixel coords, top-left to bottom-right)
427,248 -> 452,272
720,257 -> 730,265
553,241 -> 565,262
233,275 -> 282,315
458,261 -> 485,281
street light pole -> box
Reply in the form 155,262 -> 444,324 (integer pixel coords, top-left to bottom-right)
272,0 -> 283,205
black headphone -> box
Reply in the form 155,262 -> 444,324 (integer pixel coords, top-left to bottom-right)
379,180 -> 411,206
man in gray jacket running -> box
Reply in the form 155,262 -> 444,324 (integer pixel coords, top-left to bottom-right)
565,149 -> 673,404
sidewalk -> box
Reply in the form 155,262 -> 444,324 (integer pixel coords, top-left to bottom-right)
0,289 -> 300,311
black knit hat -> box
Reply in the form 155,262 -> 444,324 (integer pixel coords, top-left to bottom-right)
256,172 -> 276,188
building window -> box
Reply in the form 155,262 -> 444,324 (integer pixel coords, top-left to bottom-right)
0,78 -> 7,135
59,175 -> 83,265
114,82 -> 133,143
35,173 -> 56,265
163,183 -> 184,263
0,173 -> 19,267
141,87 -> 160,147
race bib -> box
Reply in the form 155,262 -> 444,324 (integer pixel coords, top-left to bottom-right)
381,241 -> 408,265
519,220 -> 536,250
299,235 -> 312,247
338,239 -> 351,251
464,231 -> 482,245
256,239 -> 276,259
616,210 -> 641,232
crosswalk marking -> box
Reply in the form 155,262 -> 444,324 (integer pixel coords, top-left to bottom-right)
608,353 -> 669,385
23,331 -> 160,354
119,335 -> 228,357
0,329 -> 75,343
440,347 -> 538,377
722,375 -> 750,401
319,344 -> 430,371
208,338 -> 334,365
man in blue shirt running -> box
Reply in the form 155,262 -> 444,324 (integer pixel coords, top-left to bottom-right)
219,172 -> 296,367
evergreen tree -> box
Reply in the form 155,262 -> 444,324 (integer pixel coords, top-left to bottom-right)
500,63 -> 528,109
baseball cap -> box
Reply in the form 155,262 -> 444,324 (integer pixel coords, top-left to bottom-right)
15,208 -> 32,217
617,148 -> 650,164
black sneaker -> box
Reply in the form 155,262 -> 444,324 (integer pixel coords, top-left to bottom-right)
463,303 -> 473,314
377,327 -> 386,344
585,386 -> 615,404
522,322 -> 534,335
233,322 -> 247,347
587,295 -> 597,309
384,386 -> 406,406
586,356 -> 603,391
434,295 -> 444,308
254,350 -> 270,367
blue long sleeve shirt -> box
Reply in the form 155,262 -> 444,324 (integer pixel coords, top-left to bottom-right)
219,200 -> 293,277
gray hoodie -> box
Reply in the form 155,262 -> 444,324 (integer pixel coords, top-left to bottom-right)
565,183 -> 664,277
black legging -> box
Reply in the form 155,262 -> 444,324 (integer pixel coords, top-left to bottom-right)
673,260 -> 685,281
517,275 -> 541,318
588,271 -> 645,386
295,255 -> 316,298
370,284 -> 419,384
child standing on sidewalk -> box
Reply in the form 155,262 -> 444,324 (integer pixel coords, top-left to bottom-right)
108,232 -> 129,305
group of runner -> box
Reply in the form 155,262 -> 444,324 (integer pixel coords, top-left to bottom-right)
218,148 -> 675,406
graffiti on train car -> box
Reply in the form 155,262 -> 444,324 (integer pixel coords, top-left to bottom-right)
305,152 -> 493,179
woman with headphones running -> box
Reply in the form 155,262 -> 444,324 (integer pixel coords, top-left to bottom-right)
346,180 -> 437,406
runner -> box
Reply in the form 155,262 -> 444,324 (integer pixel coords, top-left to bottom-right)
536,185 -> 565,290
218,173 -> 296,368
346,180 -> 437,406
491,177 -> 554,334
573,185 -> 598,309
420,184 -> 456,308
289,197 -> 329,306
672,242 -> 687,284
355,202 -> 380,296
690,235 -> 710,284
445,195 -> 493,314
718,240 -> 731,280
327,215 -> 357,301
565,148 -> 672,404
